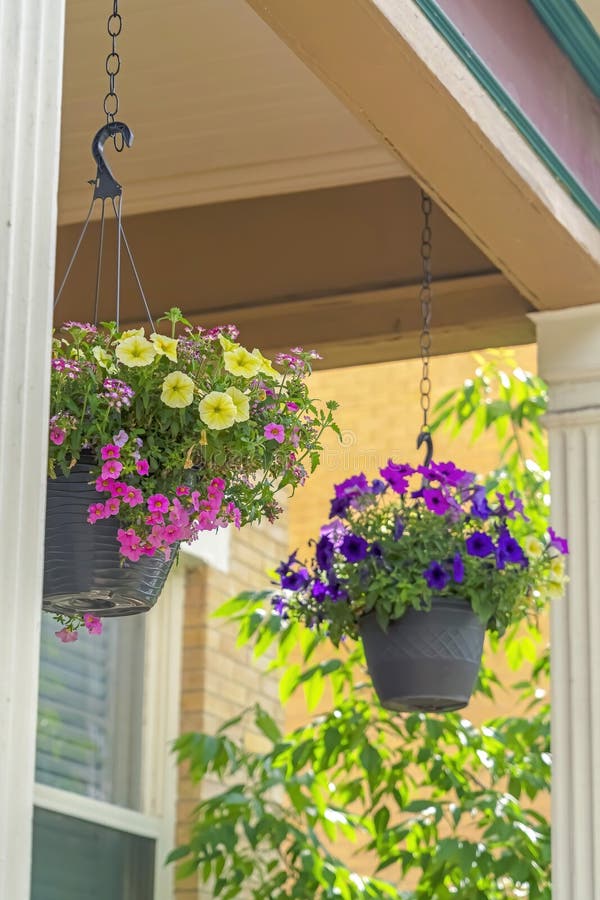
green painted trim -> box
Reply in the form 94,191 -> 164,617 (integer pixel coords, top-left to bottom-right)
529,0 -> 600,98
413,0 -> 600,229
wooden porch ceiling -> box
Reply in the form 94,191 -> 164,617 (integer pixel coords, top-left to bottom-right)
55,178 -> 533,368
56,0 -> 534,368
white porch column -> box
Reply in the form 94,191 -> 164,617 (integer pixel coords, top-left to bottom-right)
0,1 -> 65,896
533,305 -> 600,900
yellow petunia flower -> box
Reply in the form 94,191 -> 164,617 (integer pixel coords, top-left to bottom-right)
116,335 -> 157,367
161,371 -> 194,408
199,391 -> 237,430
92,345 -> 115,371
223,346 -> 262,379
547,578 -> 568,600
523,535 -> 544,560
118,327 -> 145,342
251,348 -> 281,381
218,334 -> 239,353
549,556 -> 566,581
226,386 -> 250,423
151,332 -> 178,362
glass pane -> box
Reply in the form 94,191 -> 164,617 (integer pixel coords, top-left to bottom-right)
36,613 -> 145,808
31,807 -> 154,900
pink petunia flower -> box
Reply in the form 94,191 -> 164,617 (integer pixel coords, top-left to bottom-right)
264,423 -> 285,444
110,481 -> 128,498
50,427 -> 66,445
101,444 -> 120,461
87,502 -> 107,524
135,458 -> 150,476
55,628 -> 78,643
122,486 -> 144,508
163,523 -> 183,543
96,476 -> 115,493
117,527 -> 144,561
148,494 -> 170,514
101,459 -> 123,480
176,485 -> 190,497
83,614 -> 103,636
104,497 -> 120,517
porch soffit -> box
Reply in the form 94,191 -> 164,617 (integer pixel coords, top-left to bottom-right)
58,0 -> 406,225
55,178 -> 534,369
241,0 -> 600,313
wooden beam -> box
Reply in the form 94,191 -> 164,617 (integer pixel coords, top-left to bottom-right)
243,0 -> 600,309
121,273 -> 534,368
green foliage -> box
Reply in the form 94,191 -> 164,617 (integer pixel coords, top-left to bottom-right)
430,349 -> 549,532
171,350 -> 553,898
173,600 -> 550,898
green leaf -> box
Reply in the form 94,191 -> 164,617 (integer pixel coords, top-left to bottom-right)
255,707 -> 281,743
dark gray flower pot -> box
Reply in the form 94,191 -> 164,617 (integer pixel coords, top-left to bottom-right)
43,454 -> 176,617
359,597 -> 485,713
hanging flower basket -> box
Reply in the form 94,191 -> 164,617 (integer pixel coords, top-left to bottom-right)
43,452 -> 176,618
46,309 -> 338,640
270,460 -> 569,713
358,598 -> 485,712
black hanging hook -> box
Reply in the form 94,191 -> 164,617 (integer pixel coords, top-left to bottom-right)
91,121 -> 134,200
416,431 -> 434,468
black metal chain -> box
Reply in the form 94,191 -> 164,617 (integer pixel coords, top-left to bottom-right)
417,191 -> 434,466
104,1 -> 124,150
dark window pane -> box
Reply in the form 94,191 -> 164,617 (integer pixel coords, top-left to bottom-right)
31,808 -> 155,900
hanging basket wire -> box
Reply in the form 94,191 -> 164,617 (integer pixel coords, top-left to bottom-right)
54,121 -> 154,331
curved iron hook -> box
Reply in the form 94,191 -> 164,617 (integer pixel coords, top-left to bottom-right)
91,122 -> 134,200
416,430 -> 434,468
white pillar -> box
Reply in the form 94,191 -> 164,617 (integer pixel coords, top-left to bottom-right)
533,304 -> 600,900
0,1 -> 65,896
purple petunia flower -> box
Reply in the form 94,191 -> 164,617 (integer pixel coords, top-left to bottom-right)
271,595 -> 288,617
276,551 -> 299,577
380,460 -> 414,494
319,520 -> 347,551
466,531 -> 495,558
334,474 -> 370,500
371,478 -> 387,495
423,487 -> 451,516
423,461 -> 474,488
423,561 -> 449,591
340,534 -> 368,563
549,526 -> 569,555
452,552 -> 465,584
496,529 -> 528,570
471,486 -> 493,520
312,581 -> 329,602
329,474 -> 371,517
280,567 -> 310,591
315,536 -> 335,571
330,496 -> 350,518
393,517 -> 405,540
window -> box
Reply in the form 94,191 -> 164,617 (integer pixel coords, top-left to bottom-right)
31,571 -> 185,899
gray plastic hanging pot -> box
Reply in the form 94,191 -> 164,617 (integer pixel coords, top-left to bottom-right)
358,596 -> 485,713
43,453 -> 176,617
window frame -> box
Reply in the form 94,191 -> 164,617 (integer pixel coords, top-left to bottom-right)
33,567 -> 186,899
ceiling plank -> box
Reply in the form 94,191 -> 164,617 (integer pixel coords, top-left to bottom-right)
118,272 -> 535,368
